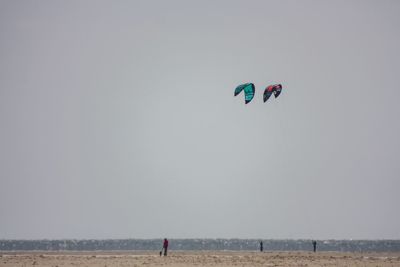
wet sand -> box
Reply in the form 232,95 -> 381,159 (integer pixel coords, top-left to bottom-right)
1,251 -> 400,267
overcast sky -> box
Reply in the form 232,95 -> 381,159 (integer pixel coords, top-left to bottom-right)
1,0 -> 400,240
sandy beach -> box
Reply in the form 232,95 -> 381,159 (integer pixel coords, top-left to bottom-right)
1,251 -> 400,267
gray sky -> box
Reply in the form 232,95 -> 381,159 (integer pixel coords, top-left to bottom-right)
1,0 -> 400,240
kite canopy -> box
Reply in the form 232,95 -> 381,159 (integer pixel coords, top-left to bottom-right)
263,84 -> 282,102
234,83 -> 255,104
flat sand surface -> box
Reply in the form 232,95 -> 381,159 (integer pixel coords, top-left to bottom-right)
1,251 -> 400,267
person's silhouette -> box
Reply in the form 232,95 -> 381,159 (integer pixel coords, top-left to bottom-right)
163,238 -> 169,256
312,240 -> 317,252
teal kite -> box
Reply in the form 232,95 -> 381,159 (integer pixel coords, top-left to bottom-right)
234,83 -> 255,104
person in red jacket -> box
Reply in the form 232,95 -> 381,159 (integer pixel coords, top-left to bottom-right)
163,238 -> 169,256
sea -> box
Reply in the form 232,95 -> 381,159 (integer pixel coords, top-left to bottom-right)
1,239 -> 400,252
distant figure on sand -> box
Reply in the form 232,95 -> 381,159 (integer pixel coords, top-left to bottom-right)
163,238 -> 169,256
312,240 -> 317,252
260,241 -> 263,252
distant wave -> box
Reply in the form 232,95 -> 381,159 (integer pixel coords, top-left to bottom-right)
1,239 -> 400,252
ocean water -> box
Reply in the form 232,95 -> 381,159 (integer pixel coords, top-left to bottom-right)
1,239 -> 400,252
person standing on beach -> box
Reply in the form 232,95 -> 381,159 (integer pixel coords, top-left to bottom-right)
312,240 -> 317,252
260,241 -> 263,252
163,238 -> 169,256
